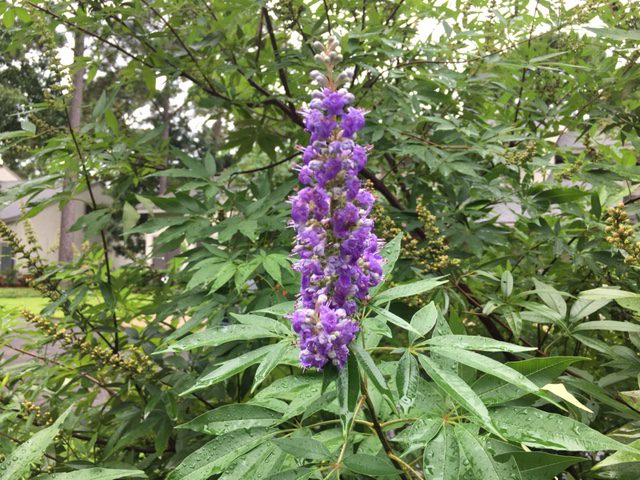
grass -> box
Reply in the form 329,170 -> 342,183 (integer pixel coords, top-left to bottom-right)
0,287 -> 49,312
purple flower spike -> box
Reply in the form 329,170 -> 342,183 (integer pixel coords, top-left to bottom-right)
288,37 -> 383,370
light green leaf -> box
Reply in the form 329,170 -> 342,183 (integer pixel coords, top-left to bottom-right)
491,406 -> 635,452
182,345 -> 273,394
424,335 -> 535,353
396,351 -> 419,412
569,297 -> 610,322
0,405 -> 73,480
409,301 -> 437,344
230,313 -> 291,336
371,306 -> 421,335
423,426 -> 459,480
252,341 -> 292,392
38,468 -> 146,479
573,320 -> 640,333
157,325 -> 277,353
167,428 -> 274,480
532,279 -> 567,318
374,277 -> 447,304
342,454 -> 399,477
454,425 -> 503,480
177,404 -> 282,435
418,355 -> 493,429
352,343 -> 393,403
496,452 -> 585,480
501,271 -> 513,298
273,437 -> 330,460
430,347 -> 540,395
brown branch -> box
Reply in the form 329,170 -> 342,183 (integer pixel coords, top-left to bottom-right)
26,2 -> 229,102
261,7 -> 294,110
322,0 -> 333,34
230,151 -> 301,177
64,105 -> 120,353
360,380 -> 410,480
385,0 -> 405,25
141,0 -> 223,101
7,345 -> 115,396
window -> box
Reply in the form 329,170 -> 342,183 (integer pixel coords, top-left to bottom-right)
0,242 -> 14,273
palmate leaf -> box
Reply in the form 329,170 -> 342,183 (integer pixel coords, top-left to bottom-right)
491,406 -> 637,452
166,428 -> 275,480
473,356 -> 587,405
396,350 -> 419,412
219,442 -> 282,480
417,354 -> 494,431
0,405 -> 73,480
181,345 -> 273,395
252,340 -> 293,392
352,343 -> 394,405
429,347 -> 540,395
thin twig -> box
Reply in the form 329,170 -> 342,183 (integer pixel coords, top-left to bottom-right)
230,151 -> 301,177
64,105 -> 120,353
7,345 -> 115,396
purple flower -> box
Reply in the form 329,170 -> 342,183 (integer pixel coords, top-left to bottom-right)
322,89 -> 351,115
289,47 -> 382,370
341,107 -> 365,138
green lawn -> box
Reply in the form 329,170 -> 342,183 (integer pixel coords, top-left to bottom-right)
0,288 -> 50,312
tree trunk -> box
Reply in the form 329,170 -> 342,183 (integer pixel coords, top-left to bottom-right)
58,28 -> 85,262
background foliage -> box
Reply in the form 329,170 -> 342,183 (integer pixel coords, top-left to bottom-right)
1,0 -> 640,478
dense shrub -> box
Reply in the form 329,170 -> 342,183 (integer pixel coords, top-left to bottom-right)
1,1 -> 640,479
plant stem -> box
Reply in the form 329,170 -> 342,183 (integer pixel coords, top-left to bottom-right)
360,379 -> 410,480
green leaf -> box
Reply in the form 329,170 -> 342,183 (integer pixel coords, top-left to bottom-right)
122,201 -> 140,234
142,66 -> 156,92
586,27 -> 640,41
230,313 -> 290,336
423,426 -> 460,480
593,439 -> 640,471
182,345 -> 273,394
372,306 -> 422,335
430,347 -> 540,395
374,277 -> 447,304
409,301 -> 437,344
532,279 -> 567,318
352,343 -> 393,403
495,452 -> 585,480
491,406 -> 635,452
177,404 -> 282,435
157,325 -> 277,353
573,320 -> 640,332
38,468 -> 147,479
579,287 -> 638,300
342,454 -> 399,477
252,341 -> 291,392
500,271 -> 513,298
262,256 -> 282,284
273,437 -> 330,460
418,354 -> 493,429
167,428 -> 274,480
568,297 -> 610,321
381,233 -> 403,278
424,335 -> 535,353
0,405 -> 73,480
396,351 -> 419,412
454,425 -> 503,480
336,353 -> 360,416
264,468 -> 315,480
474,356 -> 587,405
